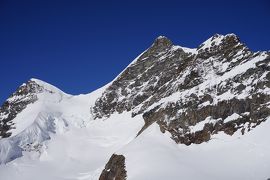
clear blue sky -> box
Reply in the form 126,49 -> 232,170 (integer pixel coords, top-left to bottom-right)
0,0 -> 269,104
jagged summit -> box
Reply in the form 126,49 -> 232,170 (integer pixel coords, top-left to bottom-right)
27,78 -> 67,95
149,33 -> 246,58
154,35 -> 172,43
0,78 -> 69,139
29,78 -> 48,86
93,33 -> 261,119
152,33 -> 241,50
150,35 -> 173,52
211,33 -> 238,40
197,33 -> 242,50
195,33 -> 250,60
93,33 -> 270,144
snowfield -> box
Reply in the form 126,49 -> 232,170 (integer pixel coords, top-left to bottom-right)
121,121 -> 270,180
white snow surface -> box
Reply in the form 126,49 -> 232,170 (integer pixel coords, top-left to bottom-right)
223,113 -> 242,123
0,111 -> 144,180
120,120 -> 270,180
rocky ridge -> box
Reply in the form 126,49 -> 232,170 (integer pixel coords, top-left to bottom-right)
0,80 -> 45,138
92,33 -> 270,145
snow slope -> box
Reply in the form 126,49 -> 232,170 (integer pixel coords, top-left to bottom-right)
119,120 -> 270,180
0,112 -> 144,180
0,78 -> 102,164
0,79 -> 145,179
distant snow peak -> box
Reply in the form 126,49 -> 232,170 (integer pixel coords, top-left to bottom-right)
156,35 -> 167,40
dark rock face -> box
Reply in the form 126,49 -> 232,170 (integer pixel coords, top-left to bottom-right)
146,94 -> 270,145
99,154 -> 127,180
92,34 -> 270,145
0,80 -> 44,138
92,36 -> 195,119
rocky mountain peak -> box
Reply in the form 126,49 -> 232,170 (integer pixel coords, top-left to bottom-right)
19,79 -> 45,95
196,33 -> 249,60
0,79 -> 44,138
0,78 -> 65,138
27,78 -> 64,94
150,35 -> 173,52
198,33 -> 240,49
92,33 -> 270,145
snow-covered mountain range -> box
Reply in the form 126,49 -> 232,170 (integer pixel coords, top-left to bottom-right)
0,34 -> 270,180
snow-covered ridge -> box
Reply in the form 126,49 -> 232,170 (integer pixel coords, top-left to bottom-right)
146,51 -> 268,109
0,77 -> 107,164
197,33 -> 239,50
92,33 -> 265,119
92,33 -> 270,147
1,78 -> 68,138
29,78 -> 68,96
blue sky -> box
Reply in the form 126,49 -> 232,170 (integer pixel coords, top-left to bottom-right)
0,0 -> 269,104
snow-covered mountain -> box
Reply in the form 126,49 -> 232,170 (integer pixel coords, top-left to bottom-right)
0,34 -> 270,180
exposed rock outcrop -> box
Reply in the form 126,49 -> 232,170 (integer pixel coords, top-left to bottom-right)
92,34 -> 270,145
99,154 -> 127,180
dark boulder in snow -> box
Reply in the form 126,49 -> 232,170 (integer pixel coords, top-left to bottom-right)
99,154 -> 127,180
